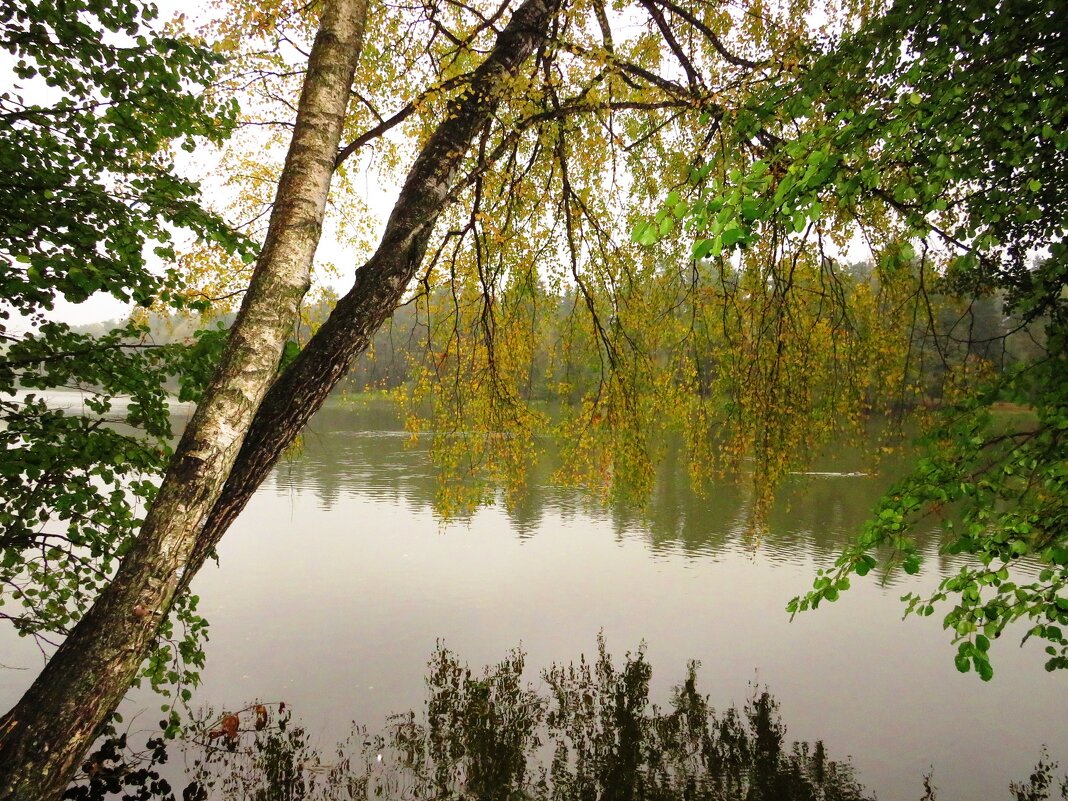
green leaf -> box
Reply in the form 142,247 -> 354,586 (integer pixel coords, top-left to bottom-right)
721,225 -> 747,248
854,554 -> 877,577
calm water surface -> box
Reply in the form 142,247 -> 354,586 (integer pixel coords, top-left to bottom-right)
1,397 -> 1064,799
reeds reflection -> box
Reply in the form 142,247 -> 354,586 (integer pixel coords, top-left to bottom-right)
65,641 -> 873,801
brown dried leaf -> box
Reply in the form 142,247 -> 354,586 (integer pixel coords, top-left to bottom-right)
208,713 -> 241,741
221,713 -> 240,739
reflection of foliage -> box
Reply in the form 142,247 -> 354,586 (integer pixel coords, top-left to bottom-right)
66,642 -> 878,800
277,400 -> 923,561
1008,749 -> 1068,801
536,639 -> 869,801
65,642 -> 1068,800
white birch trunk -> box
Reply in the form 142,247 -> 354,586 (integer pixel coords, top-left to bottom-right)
0,2 -> 367,797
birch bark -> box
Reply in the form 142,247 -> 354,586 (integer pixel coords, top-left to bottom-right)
0,1 -> 366,797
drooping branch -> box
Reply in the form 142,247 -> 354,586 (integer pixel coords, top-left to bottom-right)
649,0 -> 762,69
558,40 -> 694,100
334,73 -> 473,167
639,0 -> 701,88
182,0 -> 560,582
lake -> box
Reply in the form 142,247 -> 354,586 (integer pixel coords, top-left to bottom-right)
1,396 -> 1064,799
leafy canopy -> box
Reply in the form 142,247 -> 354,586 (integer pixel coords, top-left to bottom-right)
655,0 -> 1068,678
195,0 -> 1066,678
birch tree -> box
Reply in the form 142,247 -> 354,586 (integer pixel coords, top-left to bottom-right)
0,0 -> 368,795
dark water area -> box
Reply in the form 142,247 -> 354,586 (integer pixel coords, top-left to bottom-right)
2,396 -> 1065,799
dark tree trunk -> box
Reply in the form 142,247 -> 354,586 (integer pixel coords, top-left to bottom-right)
0,2 -> 367,797
181,0 -> 557,584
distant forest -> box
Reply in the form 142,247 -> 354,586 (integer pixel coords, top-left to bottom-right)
77,259 -> 1048,407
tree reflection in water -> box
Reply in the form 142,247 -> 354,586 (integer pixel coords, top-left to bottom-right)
63,641 -> 1063,801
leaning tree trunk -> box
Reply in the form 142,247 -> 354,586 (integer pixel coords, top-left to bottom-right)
179,0 -> 557,586
0,1 -> 367,797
